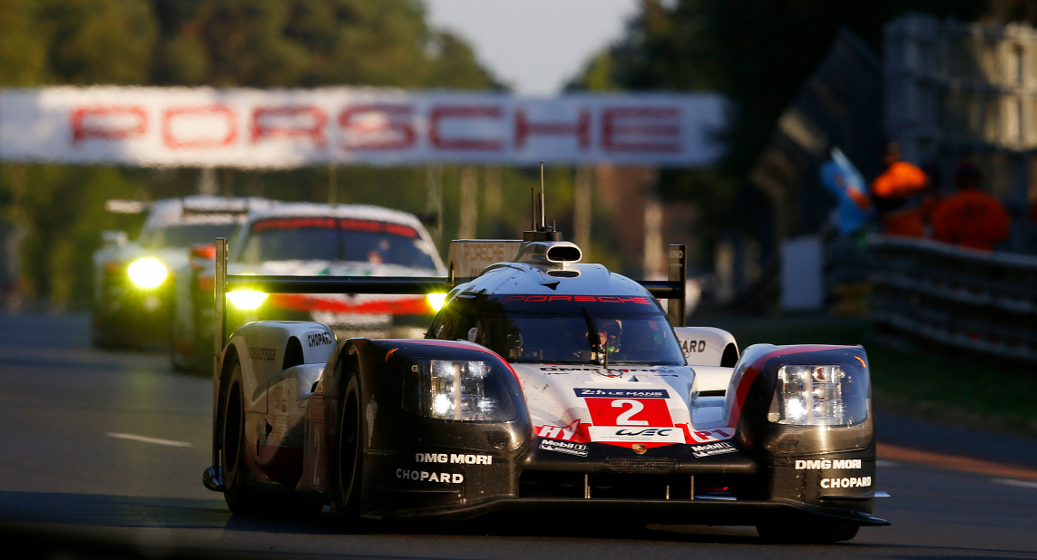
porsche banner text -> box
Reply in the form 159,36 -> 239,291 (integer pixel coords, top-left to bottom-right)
0,87 -> 724,168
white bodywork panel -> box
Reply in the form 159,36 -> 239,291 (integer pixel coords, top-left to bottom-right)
227,321 -> 337,414
512,362 -> 736,447
673,326 -> 738,367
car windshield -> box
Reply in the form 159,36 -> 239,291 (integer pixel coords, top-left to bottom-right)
140,223 -> 239,249
236,217 -> 437,269
428,294 -> 685,365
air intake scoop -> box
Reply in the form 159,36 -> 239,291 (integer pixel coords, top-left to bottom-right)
514,241 -> 583,266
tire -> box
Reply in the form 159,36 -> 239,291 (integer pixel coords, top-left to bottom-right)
335,374 -> 364,522
756,521 -> 860,543
221,358 -> 264,514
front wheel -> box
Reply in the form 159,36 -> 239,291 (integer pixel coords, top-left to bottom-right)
756,521 -> 860,543
335,374 -> 363,522
221,358 -> 263,514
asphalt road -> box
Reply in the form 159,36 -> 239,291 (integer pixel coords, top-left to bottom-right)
1,313 -> 1035,560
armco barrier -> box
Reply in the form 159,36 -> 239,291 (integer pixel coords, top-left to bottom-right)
869,235 -> 1037,363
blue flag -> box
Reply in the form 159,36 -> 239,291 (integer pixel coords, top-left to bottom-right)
820,148 -> 874,235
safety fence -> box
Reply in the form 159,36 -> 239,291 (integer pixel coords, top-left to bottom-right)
868,235 -> 1037,363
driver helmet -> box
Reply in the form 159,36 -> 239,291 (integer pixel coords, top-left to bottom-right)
599,319 -> 623,353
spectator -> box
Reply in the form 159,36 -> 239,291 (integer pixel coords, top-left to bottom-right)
931,160 -> 1010,251
870,141 -> 929,237
919,161 -> 944,235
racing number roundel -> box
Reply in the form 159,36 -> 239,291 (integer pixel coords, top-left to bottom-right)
585,398 -> 672,427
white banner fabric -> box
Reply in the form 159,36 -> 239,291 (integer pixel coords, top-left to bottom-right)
0,87 -> 723,168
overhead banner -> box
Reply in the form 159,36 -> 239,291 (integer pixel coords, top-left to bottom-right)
0,87 -> 723,168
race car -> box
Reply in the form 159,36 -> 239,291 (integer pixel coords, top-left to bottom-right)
170,203 -> 446,373
91,195 -> 271,349
202,225 -> 887,543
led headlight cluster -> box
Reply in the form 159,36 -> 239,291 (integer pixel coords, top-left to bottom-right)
405,359 -> 516,422
226,290 -> 268,310
127,258 -> 168,288
426,293 -> 447,311
768,364 -> 868,426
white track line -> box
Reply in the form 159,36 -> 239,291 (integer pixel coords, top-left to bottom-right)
107,432 -> 193,448
992,478 -> 1037,490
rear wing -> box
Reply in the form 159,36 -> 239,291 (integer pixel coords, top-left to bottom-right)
212,239 -> 687,379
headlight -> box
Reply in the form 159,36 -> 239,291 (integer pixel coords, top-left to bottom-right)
127,258 -> 167,288
404,359 -> 516,422
226,290 -> 267,310
768,364 -> 868,426
426,293 -> 447,311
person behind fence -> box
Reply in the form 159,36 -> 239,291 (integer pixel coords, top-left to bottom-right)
931,160 -> 1010,252
870,141 -> 929,237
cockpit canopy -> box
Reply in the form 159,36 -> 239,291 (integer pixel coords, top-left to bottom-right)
427,293 -> 685,366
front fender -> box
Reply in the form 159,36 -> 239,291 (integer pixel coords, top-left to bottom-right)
725,343 -> 876,512
322,338 -> 530,517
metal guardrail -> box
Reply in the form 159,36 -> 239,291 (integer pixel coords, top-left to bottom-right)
868,235 -> 1037,363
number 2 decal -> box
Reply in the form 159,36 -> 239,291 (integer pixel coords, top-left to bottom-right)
584,397 -> 674,428
612,399 -> 649,426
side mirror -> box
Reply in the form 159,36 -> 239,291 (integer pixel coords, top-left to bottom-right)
101,230 -> 128,247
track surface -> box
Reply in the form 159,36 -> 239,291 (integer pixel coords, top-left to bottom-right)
1,313 -> 1035,559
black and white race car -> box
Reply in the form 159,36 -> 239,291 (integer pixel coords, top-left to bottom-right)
202,224 -> 887,543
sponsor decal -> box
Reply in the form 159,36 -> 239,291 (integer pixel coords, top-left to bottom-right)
250,347 -> 276,361
687,428 -> 733,444
339,219 -> 418,238
585,397 -> 673,428
415,453 -> 493,465
536,419 -> 581,441
395,469 -> 464,484
795,459 -> 863,470
587,426 -> 685,443
502,295 -> 654,304
575,388 -> 669,399
252,217 -> 417,238
306,330 -> 334,347
690,441 -> 738,458
821,476 -> 871,489
681,339 -> 706,354
538,439 -> 589,458
632,444 -> 648,454
540,366 -> 665,373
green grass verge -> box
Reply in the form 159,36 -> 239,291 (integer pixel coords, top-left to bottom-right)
703,316 -> 1037,439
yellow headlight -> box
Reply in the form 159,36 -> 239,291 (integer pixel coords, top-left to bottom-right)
127,258 -> 168,288
227,291 -> 268,310
426,293 -> 447,312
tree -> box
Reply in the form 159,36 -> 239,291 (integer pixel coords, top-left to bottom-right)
0,0 -> 501,309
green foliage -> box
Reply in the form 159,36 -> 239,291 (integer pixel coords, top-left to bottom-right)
0,0 -> 48,86
38,0 -> 158,84
0,0 -> 502,309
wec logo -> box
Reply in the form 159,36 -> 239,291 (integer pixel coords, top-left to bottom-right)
614,428 -> 673,437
